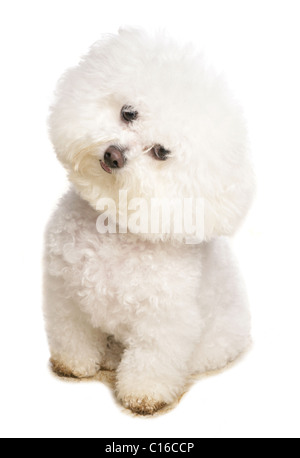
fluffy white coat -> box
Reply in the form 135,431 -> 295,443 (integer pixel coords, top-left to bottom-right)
44,28 -> 254,415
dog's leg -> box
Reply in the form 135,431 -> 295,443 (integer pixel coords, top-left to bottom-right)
44,277 -> 106,378
116,316 -> 199,415
189,239 -> 251,375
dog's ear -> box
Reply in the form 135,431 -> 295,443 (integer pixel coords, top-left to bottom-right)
202,158 -> 255,239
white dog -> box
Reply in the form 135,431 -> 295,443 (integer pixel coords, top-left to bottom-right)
44,28 -> 254,415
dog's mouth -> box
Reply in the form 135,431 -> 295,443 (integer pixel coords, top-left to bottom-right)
100,160 -> 112,174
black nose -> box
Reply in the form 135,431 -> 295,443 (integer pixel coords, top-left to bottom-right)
104,146 -> 125,169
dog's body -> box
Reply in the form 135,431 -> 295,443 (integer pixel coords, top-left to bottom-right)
44,29 -> 254,415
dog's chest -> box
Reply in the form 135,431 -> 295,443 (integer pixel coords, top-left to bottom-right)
53,209 -> 202,332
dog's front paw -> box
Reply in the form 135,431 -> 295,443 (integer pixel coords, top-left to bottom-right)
50,356 -> 100,379
120,394 -> 167,416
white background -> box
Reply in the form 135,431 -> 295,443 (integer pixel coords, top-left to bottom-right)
0,0 -> 299,439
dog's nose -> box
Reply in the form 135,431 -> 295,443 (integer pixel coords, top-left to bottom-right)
104,146 -> 125,169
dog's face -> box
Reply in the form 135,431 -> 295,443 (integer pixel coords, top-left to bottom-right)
49,29 -> 254,241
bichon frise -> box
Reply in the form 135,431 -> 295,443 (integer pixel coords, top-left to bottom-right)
44,28 -> 254,415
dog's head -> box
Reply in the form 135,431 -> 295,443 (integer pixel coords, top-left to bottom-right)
49,28 -> 254,242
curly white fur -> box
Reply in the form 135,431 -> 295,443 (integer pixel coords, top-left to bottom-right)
44,28 -> 254,415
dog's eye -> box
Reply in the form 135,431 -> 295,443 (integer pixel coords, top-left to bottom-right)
121,105 -> 138,123
151,145 -> 170,161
